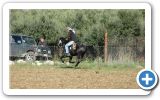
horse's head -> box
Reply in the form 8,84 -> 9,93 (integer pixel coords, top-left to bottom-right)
58,37 -> 67,47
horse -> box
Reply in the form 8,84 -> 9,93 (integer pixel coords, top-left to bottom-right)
58,37 -> 87,67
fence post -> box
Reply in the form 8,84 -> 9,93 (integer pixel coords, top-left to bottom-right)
104,32 -> 108,63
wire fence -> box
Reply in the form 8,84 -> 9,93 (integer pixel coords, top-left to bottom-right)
50,45 -> 144,63
10,37 -> 145,64
48,37 -> 144,64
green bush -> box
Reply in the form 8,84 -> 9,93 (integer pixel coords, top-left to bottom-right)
10,9 -> 145,45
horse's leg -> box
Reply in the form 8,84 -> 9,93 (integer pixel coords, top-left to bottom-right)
81,52 -> 85,59
60,55 -> 65,63
69,56 -> 73,63
75,51 -> 86,67
75,54 -> 82,67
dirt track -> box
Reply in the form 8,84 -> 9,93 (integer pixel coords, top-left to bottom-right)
10,66 -> 140,89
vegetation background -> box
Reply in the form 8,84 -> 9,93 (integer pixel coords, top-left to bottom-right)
10,9 -> 145,46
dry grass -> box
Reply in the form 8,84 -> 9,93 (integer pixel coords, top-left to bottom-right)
10,63 -> 142,89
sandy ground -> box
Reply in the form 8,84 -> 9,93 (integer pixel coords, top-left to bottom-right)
10,66 -> 140,89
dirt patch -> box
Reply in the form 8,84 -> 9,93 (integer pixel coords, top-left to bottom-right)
10,66 -> 140,89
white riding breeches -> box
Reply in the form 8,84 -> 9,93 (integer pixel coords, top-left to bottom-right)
65,41 -> 74,53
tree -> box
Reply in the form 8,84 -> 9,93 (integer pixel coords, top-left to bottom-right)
10,9 -> 145,46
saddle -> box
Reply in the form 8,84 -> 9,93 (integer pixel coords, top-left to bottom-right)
72,41 -> 77,50
68,41 -> 76,51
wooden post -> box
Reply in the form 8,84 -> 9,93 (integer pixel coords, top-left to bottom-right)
104,32 -> 108,63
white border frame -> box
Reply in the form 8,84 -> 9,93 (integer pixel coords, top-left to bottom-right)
3,3 -> 151,95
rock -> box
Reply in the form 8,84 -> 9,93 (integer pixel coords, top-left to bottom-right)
48,61 -> 54,65
17,59 -> 26,63
55,61 -> 62,65
9,61 -> 14,65
66,62 -> 70,66
37,63 -> 42,66
35,61 -> 42,66
35,61 -> 40,63
37,62 -> 42,66
32,63 -> 36,66
44,60 -> 54,65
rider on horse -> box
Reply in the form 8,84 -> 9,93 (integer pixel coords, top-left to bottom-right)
65,27 -> 76,56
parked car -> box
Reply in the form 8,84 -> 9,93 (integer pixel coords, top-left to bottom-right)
9,34 -> 52,61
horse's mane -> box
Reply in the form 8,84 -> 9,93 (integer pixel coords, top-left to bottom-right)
59,37 -> 68,44
59,37 -> 65,40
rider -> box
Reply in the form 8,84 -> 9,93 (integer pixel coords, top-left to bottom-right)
65,27 -> 76,56
38,35 -> 46,47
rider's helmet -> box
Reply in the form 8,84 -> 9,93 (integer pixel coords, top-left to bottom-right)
67,27 -> 72,31
67,27 -> 76,34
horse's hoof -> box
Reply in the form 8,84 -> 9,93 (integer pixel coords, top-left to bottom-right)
74,65 -> 79,68
69,61 -> 75,63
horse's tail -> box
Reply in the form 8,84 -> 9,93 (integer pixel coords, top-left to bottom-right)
84,45 -> 97,60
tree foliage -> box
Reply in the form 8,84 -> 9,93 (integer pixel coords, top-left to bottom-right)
10,9 -> 145,46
